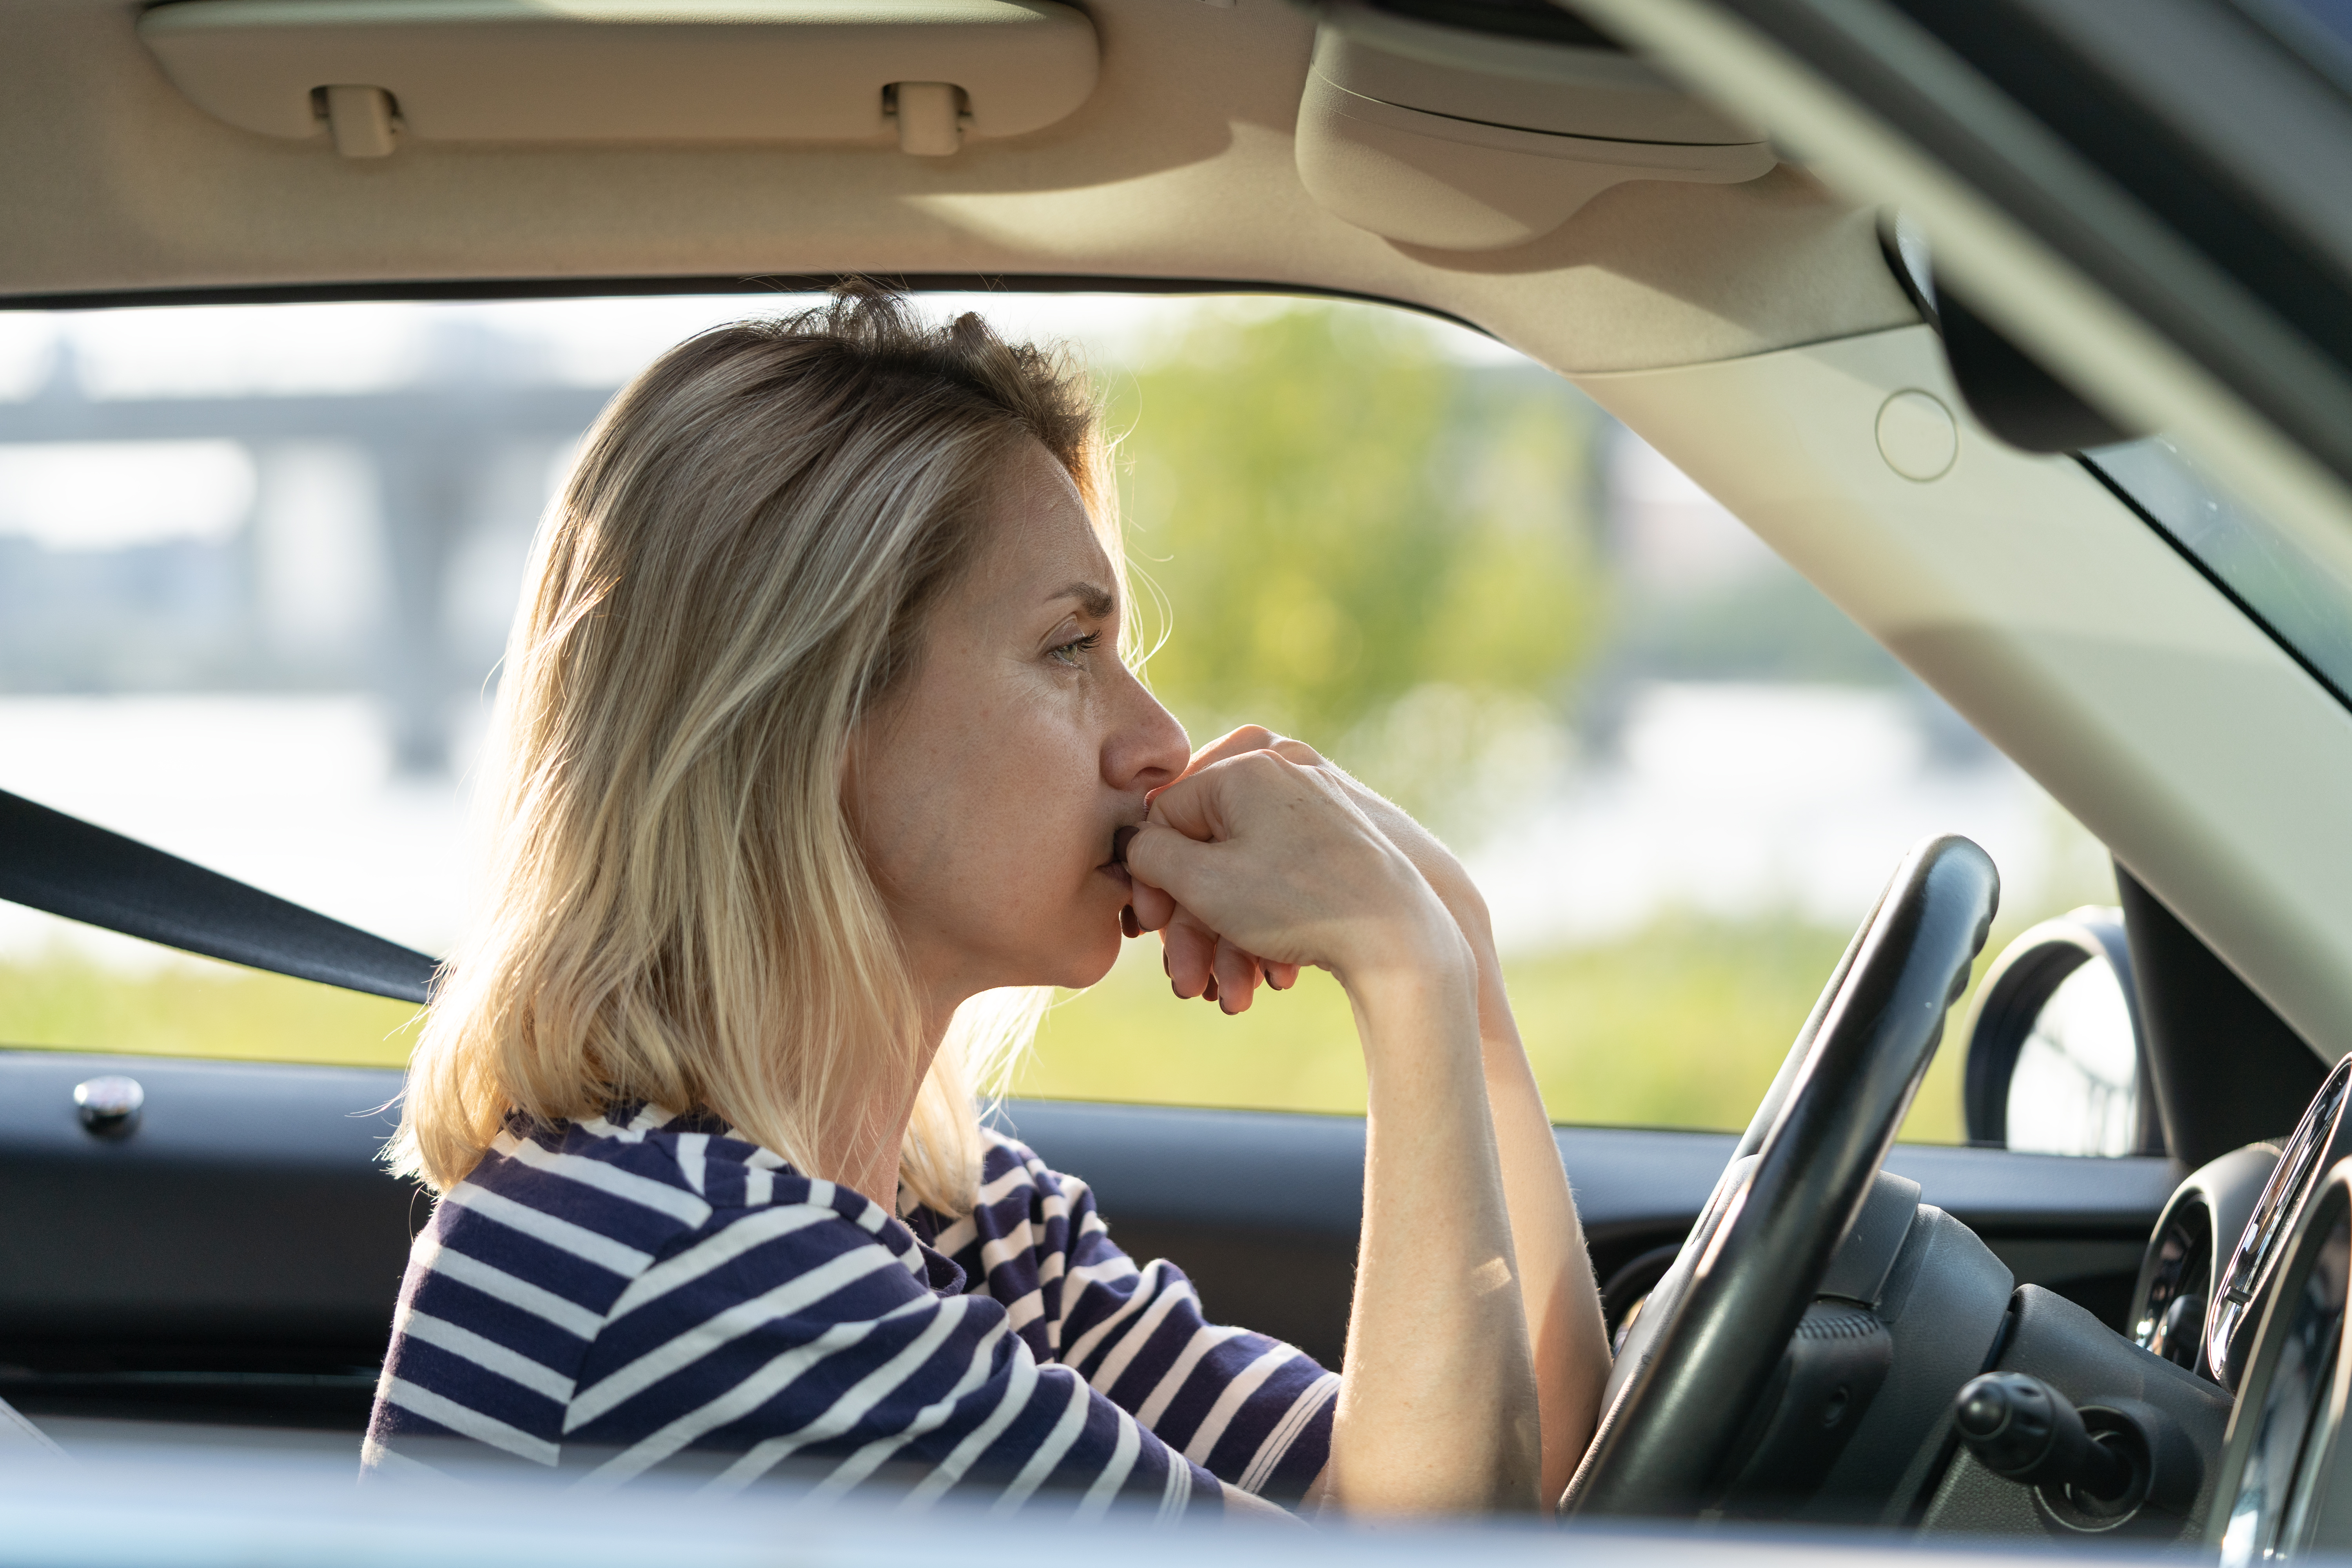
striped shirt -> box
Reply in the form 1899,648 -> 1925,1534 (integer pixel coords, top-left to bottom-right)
361,1106 -> 1338,1515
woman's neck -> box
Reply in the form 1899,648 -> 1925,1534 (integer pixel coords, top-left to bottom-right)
832,992 -> 958,1207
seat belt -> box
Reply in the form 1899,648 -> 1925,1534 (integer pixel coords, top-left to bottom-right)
0,787 -> 434,1005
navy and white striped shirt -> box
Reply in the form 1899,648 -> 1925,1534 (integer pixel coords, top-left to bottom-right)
363,1106 -> 1338,1514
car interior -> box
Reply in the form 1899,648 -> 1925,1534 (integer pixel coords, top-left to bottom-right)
7,0 -> 2352,1552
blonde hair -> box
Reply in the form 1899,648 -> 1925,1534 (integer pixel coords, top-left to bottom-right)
391,288 -> 1106,1214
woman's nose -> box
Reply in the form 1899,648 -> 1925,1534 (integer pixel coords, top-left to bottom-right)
1103,669 -> 1191,795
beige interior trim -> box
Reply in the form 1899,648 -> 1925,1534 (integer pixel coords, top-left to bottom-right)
1567,0 -> 2352,671
1296,68 -> 1772,250
1311,13 -> 1761,143
1582,325 -> 2352,1063
1293,24 -> 1772,250
0,0 -> 1910,375
138,0 -> 1098,148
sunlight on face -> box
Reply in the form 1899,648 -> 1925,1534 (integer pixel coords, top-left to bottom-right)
847,441 -> 1190,1014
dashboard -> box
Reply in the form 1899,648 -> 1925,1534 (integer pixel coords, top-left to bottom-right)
2138,1054 -> 2352,1559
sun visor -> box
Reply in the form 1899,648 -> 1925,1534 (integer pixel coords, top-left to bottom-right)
136,0 -> 1100,159
1296,16 -> 1775,251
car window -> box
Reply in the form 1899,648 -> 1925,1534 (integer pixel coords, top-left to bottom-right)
2085,436 -> 2352,706
0,292 -> 2112,1141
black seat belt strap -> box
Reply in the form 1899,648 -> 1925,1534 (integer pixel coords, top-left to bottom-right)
0,786 -> 435,1005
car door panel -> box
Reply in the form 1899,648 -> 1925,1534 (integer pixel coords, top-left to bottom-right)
0,1051 -> 2182,1427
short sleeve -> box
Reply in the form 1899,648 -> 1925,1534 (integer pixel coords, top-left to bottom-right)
915,1136 -> 1339,1509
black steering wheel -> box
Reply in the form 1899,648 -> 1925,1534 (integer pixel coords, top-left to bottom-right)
1562,834 -> 1999,1516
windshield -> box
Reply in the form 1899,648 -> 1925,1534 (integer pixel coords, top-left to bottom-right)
2084,436 -> 2352,706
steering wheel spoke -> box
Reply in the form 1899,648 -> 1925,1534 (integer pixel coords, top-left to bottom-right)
1563,834 -> 1999,1518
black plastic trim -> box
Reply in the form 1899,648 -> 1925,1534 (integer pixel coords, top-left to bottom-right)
2075,454 -> 2352,719
2116,866 -> 2327,1171
0,272 -> 1485,336
1670,0 -> 2352,535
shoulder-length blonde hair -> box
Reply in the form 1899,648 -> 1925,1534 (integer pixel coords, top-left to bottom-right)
391,288 -> 1108,1214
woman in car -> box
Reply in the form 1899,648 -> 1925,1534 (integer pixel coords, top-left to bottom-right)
367,288 -> 1610,1517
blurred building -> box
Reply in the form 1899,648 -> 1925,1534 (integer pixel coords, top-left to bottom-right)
0,327 -> 610,773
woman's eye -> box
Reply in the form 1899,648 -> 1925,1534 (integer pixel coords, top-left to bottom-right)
1048,631 -> 1102,667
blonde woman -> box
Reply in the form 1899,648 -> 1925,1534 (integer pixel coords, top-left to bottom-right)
367,289 -> 1610,1518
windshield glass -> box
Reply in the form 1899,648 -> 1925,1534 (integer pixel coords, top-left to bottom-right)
2085,436 -> 2352,704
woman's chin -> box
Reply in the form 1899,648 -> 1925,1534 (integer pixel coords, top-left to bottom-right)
1047,917 -> 1126,992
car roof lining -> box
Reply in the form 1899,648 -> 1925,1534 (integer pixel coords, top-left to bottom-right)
0,0 -> 1913,377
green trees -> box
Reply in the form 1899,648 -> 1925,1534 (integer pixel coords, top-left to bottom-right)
1107,301 -> 1602,835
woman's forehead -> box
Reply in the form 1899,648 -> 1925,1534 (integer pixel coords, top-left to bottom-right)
980,450 -> 1117,605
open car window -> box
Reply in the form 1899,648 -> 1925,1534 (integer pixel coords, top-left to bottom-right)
0,289 -> 2114,1142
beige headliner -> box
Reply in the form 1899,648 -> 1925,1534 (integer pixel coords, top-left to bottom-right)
4,0 -> 1912,373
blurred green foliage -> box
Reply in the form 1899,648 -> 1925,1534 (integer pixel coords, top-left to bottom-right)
1109,304 -> 1602,831
0,944 -> 420,1067
0,920 -> 1969,1143
1020,916 -> 1968,1145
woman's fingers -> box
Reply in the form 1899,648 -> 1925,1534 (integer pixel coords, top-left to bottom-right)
1160,726 -> 1329,795
1212,938 -> 1262,1014
1128,874 -> 1178,934
1156,907 -> 1274,1011
1172,724 -> 1278,783
1161,909 -> 1219,1000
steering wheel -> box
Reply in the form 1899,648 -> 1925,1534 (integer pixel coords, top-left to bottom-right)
1561,833 -> 1999,1516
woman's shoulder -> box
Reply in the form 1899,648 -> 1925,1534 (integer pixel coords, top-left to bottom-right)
458,1105 -> 904,1252
971,1127 -> 1102,1222
906,1128 -> 1108,1263
429,1105 -> 940,1312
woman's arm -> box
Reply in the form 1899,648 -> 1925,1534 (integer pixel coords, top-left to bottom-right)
1152,730 -> 1610,1504
1455,895 -> 1611,1503
1338,926 -> 1543,1512
1129,753 -> 1543,1514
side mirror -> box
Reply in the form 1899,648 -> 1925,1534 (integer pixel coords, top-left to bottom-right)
1962,908 -> 2163,1156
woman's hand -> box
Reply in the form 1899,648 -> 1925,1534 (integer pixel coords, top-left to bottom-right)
1123,748 -> 1468,996
1130,734 -> 1543,1515
1134,726 -> 1611,1503
1132,726 -> 1493,1013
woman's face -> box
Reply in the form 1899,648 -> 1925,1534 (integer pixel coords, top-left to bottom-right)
849,440 -> 1190,1013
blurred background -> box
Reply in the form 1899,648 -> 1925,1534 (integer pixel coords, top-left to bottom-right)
0,291 -> 2114,1140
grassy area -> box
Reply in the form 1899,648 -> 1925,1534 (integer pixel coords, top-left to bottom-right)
0,945 -> 422,1067
1021,918 -> 1969,1143
1,914 -> 2009,1143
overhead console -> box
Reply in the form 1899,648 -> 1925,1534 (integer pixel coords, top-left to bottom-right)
1296,3 -> 1776,251
135,0 -> 1100,159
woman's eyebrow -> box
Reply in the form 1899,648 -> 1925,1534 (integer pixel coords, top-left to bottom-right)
1046,581 -> 1117,619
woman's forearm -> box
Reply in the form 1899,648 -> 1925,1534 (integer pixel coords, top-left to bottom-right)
1328,935 -> 1543,1514
1416,873 -> 1610,1505
1471,960 -> 1610,1505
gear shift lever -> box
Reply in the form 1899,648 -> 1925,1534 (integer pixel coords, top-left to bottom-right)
1953,1372 -> 2133,1503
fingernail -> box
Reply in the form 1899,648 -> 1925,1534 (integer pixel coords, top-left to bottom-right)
1202,977 -> 1220,1004
1171,980 -> 1183,999
1121,905 -> 1142,940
